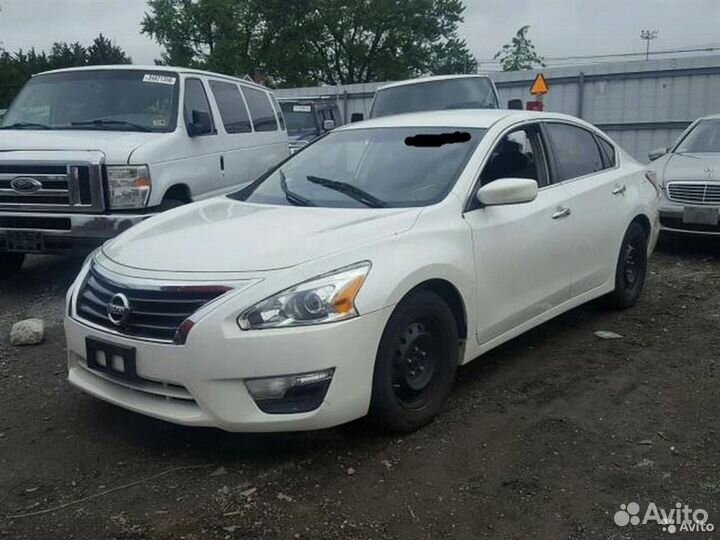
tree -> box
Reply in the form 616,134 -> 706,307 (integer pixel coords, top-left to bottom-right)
494,25 -> 545,72
87,34 -> 132,65
141,0 -> 478,86
0,35 -> 132,108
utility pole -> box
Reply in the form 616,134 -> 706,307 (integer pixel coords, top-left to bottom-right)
640,29 -> 659,60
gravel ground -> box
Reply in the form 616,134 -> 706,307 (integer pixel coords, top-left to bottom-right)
0,236 -> 718,540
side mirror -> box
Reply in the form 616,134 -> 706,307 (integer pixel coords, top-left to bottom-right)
350,112 -> 364,123
507,99 -> 524,110
187,109 -> 213,136
648,147 -> 667,161
476,178 -> 538,206
322,119 -> 336,131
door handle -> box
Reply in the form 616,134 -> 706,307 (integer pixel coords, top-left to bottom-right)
552,207 -> 571,220
612,184 -> 626,195
220,155 -> 225,171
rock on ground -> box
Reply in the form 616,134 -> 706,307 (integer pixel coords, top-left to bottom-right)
9,318 -> 45,346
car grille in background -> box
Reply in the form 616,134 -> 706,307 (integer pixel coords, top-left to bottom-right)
76,267 -> 230,342
666,182 -> 720,205
0,163 -> 97,209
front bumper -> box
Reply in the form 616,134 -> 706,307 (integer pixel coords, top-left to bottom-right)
65,305 -> 392,432
0,211 -> 153,253
659,200 -> 720,236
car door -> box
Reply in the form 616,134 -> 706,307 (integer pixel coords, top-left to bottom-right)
181,77 -> 224,199
464,123 -> 575,345
543,122 -> 629,296
208,79 -> 254,190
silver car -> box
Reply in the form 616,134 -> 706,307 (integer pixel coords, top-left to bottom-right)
650,114 -> 720,235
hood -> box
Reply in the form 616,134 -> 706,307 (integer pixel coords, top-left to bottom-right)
102,198 -> 421,273
662,153 -> 720,182
0,129 -> 162,164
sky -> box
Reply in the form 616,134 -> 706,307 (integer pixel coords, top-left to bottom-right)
0,0 -> 719,69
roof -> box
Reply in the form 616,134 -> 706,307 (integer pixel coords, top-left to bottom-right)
377,74 -> 494,91
338,109 -> 586,131
33,64 -> 268,91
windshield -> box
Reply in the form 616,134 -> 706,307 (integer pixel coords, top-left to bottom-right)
675,120 -> 720,153
370,77 -> 498,119
231,127 -> 485,208
280,102 -> 319,136
1,70 -> 179,132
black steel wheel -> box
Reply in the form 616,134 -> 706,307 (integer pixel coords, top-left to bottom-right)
0,252 -> 25,280
606,222 -> 648,309
370,290 -> 458,432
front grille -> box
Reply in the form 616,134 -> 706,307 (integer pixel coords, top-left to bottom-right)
0,161 -> 103,212
76,267 -> 230,342
666,182 -> 720,205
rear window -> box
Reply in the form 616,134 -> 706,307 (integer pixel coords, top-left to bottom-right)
370,77 -> 498,119
545,123 -> 604,181
243,87 -> 278,132
209,80 -> 251,134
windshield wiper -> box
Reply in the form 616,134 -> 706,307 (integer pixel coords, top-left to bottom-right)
306,175 -> 387,208
0,122 -> 53,130
70,119 -> 151,132
280,170 -> 315,207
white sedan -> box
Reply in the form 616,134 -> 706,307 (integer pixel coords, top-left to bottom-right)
64,110 -> 659,433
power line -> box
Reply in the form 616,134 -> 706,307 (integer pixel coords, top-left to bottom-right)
475,43 -> 720,65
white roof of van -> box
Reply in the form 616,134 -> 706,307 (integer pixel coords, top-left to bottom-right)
33,64 -> 268,91
377,74 -> 494,91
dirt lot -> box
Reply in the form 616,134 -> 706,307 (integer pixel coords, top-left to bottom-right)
0,236 -> 718,540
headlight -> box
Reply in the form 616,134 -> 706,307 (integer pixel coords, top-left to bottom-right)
238,262 -> 371,330
106,165 -> 151,209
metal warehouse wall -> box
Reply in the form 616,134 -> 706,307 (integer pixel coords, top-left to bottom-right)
274,54 -> 720,161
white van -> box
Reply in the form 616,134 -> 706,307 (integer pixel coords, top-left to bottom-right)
0,65 -> 288,277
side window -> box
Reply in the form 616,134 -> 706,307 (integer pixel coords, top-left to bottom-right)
480,126 -> 547,188
183,78 -> 214,134
209,80 -> 251,134
545,123 -> 604,181
242,87 -> 278,132
595,135 -> 617,169
270,95 -> 286,131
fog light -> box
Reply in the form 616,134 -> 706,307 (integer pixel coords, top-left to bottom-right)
245,368 -> 334,414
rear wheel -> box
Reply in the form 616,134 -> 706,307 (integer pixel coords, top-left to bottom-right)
369,290 -> 458,432
606,222 -> 648,309
0,252 -> 25,279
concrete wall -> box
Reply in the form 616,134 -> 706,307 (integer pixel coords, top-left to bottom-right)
274,54 -> 720,161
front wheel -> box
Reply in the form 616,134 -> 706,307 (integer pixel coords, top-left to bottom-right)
0,252 -> 25,279
369,290 -> 459,432
606,222 -> 648,309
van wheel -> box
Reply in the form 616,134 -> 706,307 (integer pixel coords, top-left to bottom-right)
159,198 -> 187,212
369,290 -> 458,432
606,222 -> 648,309
0,252 -> 25,279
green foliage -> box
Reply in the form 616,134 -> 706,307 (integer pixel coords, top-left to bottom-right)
494,25 -> 545,72
141,0 -> 477,86
0,34 -> 131,108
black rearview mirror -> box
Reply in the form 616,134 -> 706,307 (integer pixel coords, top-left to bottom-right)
508,99 -> 524,110
188,110 -> 213,137
350,112 -> 364,123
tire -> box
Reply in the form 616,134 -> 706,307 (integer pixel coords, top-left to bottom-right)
369,290 -> 459,432
0,252 -> 25,279
606,222 -> 648,309
159,198 -> 187,211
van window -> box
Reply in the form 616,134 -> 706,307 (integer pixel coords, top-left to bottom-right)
209,80 -> 251,134
183,78 -> 214,133
243,87 -> 278,132
270,95 -> 286,131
